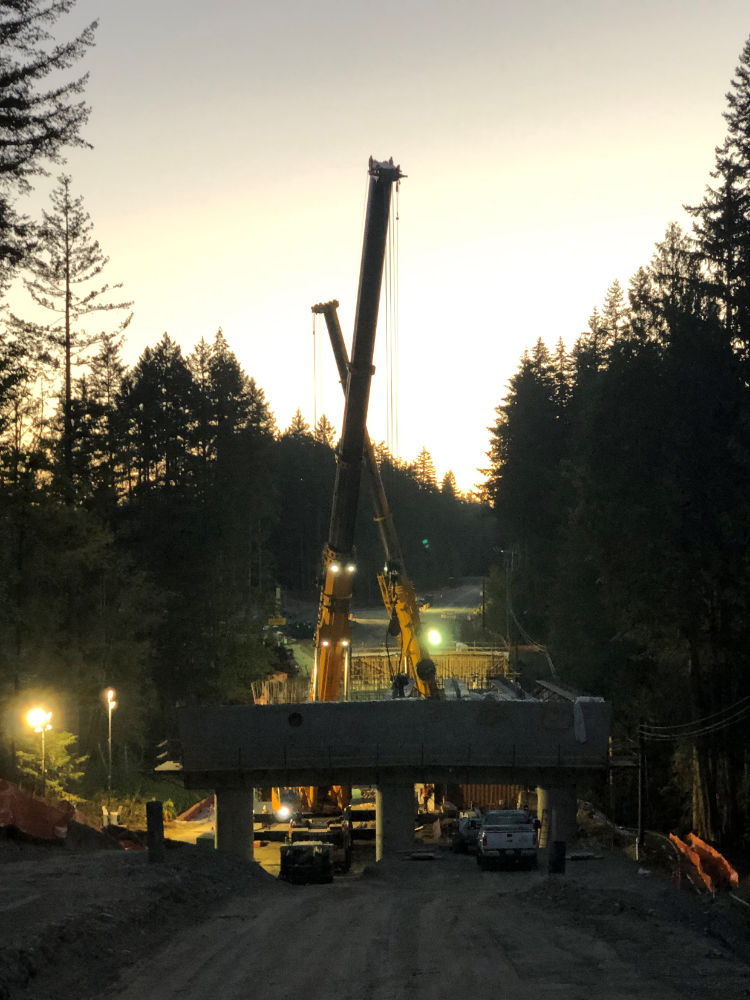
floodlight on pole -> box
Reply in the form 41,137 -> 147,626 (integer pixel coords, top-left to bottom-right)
106,689 -> 117,793
26,708 -> 52,797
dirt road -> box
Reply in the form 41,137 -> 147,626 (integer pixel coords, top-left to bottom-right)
100,847 -> 749,1000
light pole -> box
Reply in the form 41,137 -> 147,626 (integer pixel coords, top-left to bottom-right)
26,708 -> 52,797
106,689 -> 117,793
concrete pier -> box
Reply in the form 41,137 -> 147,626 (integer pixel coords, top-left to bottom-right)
375,783 -> 415,861
215,787 -> 255,860
536,784 -> 578,845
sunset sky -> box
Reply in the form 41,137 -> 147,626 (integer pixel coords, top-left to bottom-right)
15,1 -> 750,491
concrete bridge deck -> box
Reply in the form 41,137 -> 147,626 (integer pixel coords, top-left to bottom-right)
176,697 -> 611,862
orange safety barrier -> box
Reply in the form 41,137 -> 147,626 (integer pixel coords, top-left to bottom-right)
175,794 -> 215,822
686,833 -> 739,889
669,833 -> 714,892
0,778 -> 77,841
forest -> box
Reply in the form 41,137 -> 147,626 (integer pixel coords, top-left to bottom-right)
484,36 -> 750,847
3,4 -> 750,850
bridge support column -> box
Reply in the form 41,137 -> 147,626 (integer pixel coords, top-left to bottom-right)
536,784 -> 578,845
215,787 -> 254,860
375,782 -> 415,862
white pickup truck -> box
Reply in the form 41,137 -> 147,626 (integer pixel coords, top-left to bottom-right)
475,809 -> 539,870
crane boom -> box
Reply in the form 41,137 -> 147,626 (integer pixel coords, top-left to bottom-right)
311,157 -> 403,703
311,299 -> 439,698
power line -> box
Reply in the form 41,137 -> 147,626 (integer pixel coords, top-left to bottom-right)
508,606 -> 559,679
641,692 -> 750,732
641,695 -> 750,741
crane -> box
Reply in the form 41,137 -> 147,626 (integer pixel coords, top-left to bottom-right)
310,157 -> 403,703
311,299 -> 440,699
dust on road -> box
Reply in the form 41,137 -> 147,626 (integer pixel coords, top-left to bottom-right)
99,847 -> 750,1000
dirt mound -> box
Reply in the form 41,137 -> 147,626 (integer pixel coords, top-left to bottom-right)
0,841 -> 273,1000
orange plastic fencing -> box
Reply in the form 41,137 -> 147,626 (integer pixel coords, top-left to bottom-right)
686,833 -> 739,889
175,794 -> 215,822
0,778 -> 76,841
669,833 -> 714,892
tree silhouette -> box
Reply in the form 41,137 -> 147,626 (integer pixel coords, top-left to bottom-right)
0,4 -> 96,287
10,175 -> 131,494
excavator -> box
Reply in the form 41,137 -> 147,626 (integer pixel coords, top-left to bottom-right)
311,299 -> 440,700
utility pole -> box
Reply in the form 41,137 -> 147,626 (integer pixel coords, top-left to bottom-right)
637,723 -> 645,859
106,689 -> 117,794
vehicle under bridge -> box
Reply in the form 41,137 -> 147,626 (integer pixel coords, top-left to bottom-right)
176,696 -> 611,862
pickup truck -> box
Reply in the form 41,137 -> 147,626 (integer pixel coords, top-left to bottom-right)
475,809 -> 539,870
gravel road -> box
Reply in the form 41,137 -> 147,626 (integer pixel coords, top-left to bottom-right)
103,845 -> 750,1000
4,832 -> 746,1000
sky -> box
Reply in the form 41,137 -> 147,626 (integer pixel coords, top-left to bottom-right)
13,1 -> 750,492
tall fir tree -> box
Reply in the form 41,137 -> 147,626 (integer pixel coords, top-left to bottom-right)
687,35 -> 750,355
0,3 -> 96,287
9,175 -> 131,495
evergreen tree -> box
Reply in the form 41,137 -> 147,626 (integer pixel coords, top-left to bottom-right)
82,331 -> 128,508
10,175 -> 132,493
441,469 -> 457,497
285,409 -> 311,437
601,279 -> 627,343
122,335 -> 193,490
687,36 -> 750,355
486,344 -> 570,638
411,446 -> 437,490
0,2 -> 96,286
314,414 -> 337,447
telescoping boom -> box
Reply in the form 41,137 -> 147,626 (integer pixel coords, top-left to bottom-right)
310,157 -> 403,702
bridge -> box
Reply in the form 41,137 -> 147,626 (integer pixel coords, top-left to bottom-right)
176,696 -> 611,862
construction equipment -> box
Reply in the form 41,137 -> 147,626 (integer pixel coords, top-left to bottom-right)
279,840 -> 334,884
272,157 -> 403,846
311,299 -> 439,699
310,157 -> 403,704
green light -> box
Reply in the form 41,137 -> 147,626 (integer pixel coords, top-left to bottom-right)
427,628 -> 441,646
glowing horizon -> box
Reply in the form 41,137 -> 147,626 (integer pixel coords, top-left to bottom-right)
7,0 -> 750,493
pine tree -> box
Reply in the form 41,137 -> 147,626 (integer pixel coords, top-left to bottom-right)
441,469 -> 457,497
687,35 -> 750,354
285,409 -> 311,437
0,3 -> 96,286
412,446 -> 437,490
601,279 -> 627,343
122,335 -> 194,490
314,414 -> 336,448
10,176 -> 132,493
77,330 -> 128,508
